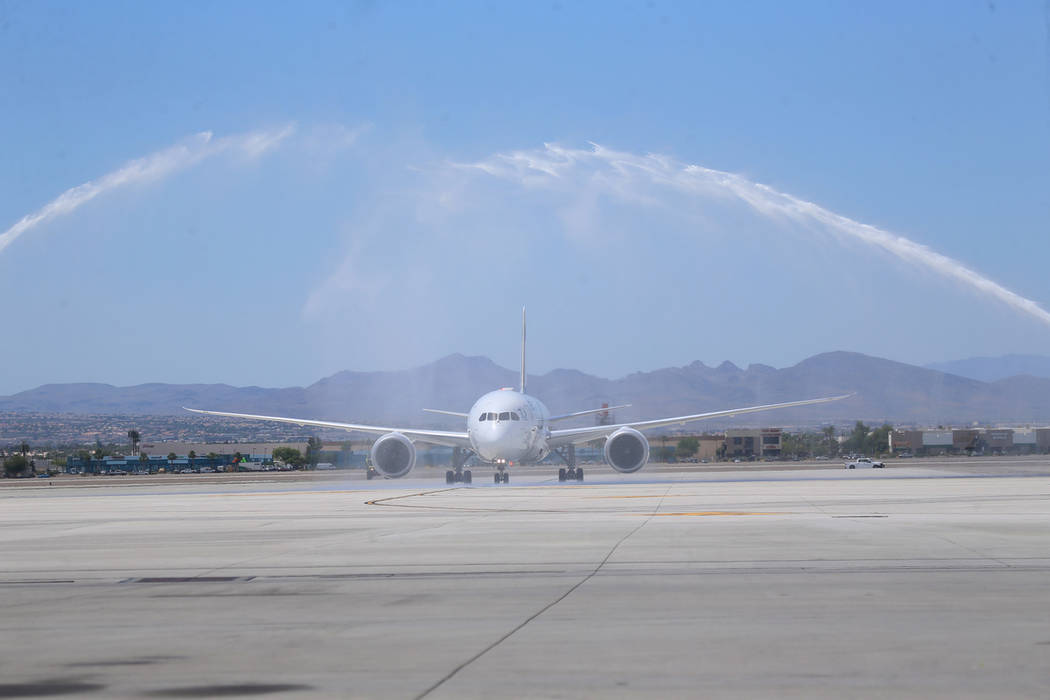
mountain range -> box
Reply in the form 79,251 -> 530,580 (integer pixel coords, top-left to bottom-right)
924,354 -> 1050,383
4,351 -> 1050,427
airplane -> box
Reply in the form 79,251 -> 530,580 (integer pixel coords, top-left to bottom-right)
186,310 -> 850,484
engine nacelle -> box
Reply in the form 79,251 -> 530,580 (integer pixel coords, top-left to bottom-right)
603,427 -> 649,473
370,432 -> 416,478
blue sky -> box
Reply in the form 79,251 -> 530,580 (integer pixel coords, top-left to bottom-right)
1,0 -> 1048,395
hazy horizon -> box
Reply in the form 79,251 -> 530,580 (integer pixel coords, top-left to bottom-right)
5,348 -> 1050,395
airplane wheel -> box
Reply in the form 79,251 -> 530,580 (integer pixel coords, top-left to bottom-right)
576,468 -> 584,482
446,470 -> 454,483
464,470 -> 472,484
494,473 -> 501,484
366,470 -> 374,480
558,468 -> 566,482
502,472 -> 509,484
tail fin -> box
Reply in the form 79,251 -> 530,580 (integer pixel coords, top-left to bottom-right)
520,306 -> 527,394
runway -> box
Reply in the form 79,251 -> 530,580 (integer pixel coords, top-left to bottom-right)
2,462 -> 1049,698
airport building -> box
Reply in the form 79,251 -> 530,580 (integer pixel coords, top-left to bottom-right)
698,435 -> 727,460
725,428 -> 782,459
66,442 -> 312,474
66,453 -> 257,474
889,427 -> 1050,455
136,442 -> 309,460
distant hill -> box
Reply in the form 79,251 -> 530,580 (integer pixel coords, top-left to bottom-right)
3,351 -> 1050,426
925,354 -> 1050,383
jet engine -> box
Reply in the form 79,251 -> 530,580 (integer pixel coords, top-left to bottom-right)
370,432 -> 416,478
603,427 -> 649,473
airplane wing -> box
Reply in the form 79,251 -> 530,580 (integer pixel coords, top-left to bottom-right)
547,394 -> 852,448
183,408 -> 473,449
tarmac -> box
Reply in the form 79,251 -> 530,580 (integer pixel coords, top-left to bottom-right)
1,459 -> 1049,698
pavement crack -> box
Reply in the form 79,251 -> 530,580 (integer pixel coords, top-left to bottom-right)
414,483 -> 673,699
365,487 -> 465,507
929,532 -> 1010,567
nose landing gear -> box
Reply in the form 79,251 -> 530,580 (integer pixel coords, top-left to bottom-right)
493,460 -> 510,484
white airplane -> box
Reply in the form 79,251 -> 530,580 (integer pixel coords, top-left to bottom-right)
186,310 -> 850,484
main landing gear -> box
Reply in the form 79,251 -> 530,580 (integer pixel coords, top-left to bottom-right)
446,469 -> 472,484
558,467 -> 584,482
554,445 -> 583,482
446,447 -> 474,484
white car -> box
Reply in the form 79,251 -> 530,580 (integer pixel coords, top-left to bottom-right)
846,457 -> 885,469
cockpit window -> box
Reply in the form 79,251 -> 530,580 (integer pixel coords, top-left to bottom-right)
499,412 -> 510,421
478,413 -> 487,421
510,412 -> 520,420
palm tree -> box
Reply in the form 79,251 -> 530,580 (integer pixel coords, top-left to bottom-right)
128,430 -> 141,456
822,425 -> 836,456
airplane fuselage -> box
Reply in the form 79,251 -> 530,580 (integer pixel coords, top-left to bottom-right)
467,388 -> 551,464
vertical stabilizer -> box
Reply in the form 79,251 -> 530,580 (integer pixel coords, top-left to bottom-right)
520,306 -> 527,394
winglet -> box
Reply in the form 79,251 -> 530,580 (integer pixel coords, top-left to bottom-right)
520,306 -> 527,394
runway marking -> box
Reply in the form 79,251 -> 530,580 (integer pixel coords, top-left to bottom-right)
645,511 -> 781,517
587,494 -> 687,499
204,490 -> 369,497
832,515 -> 889,518
0,579 -> 75,585
123,576 -> 254,584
